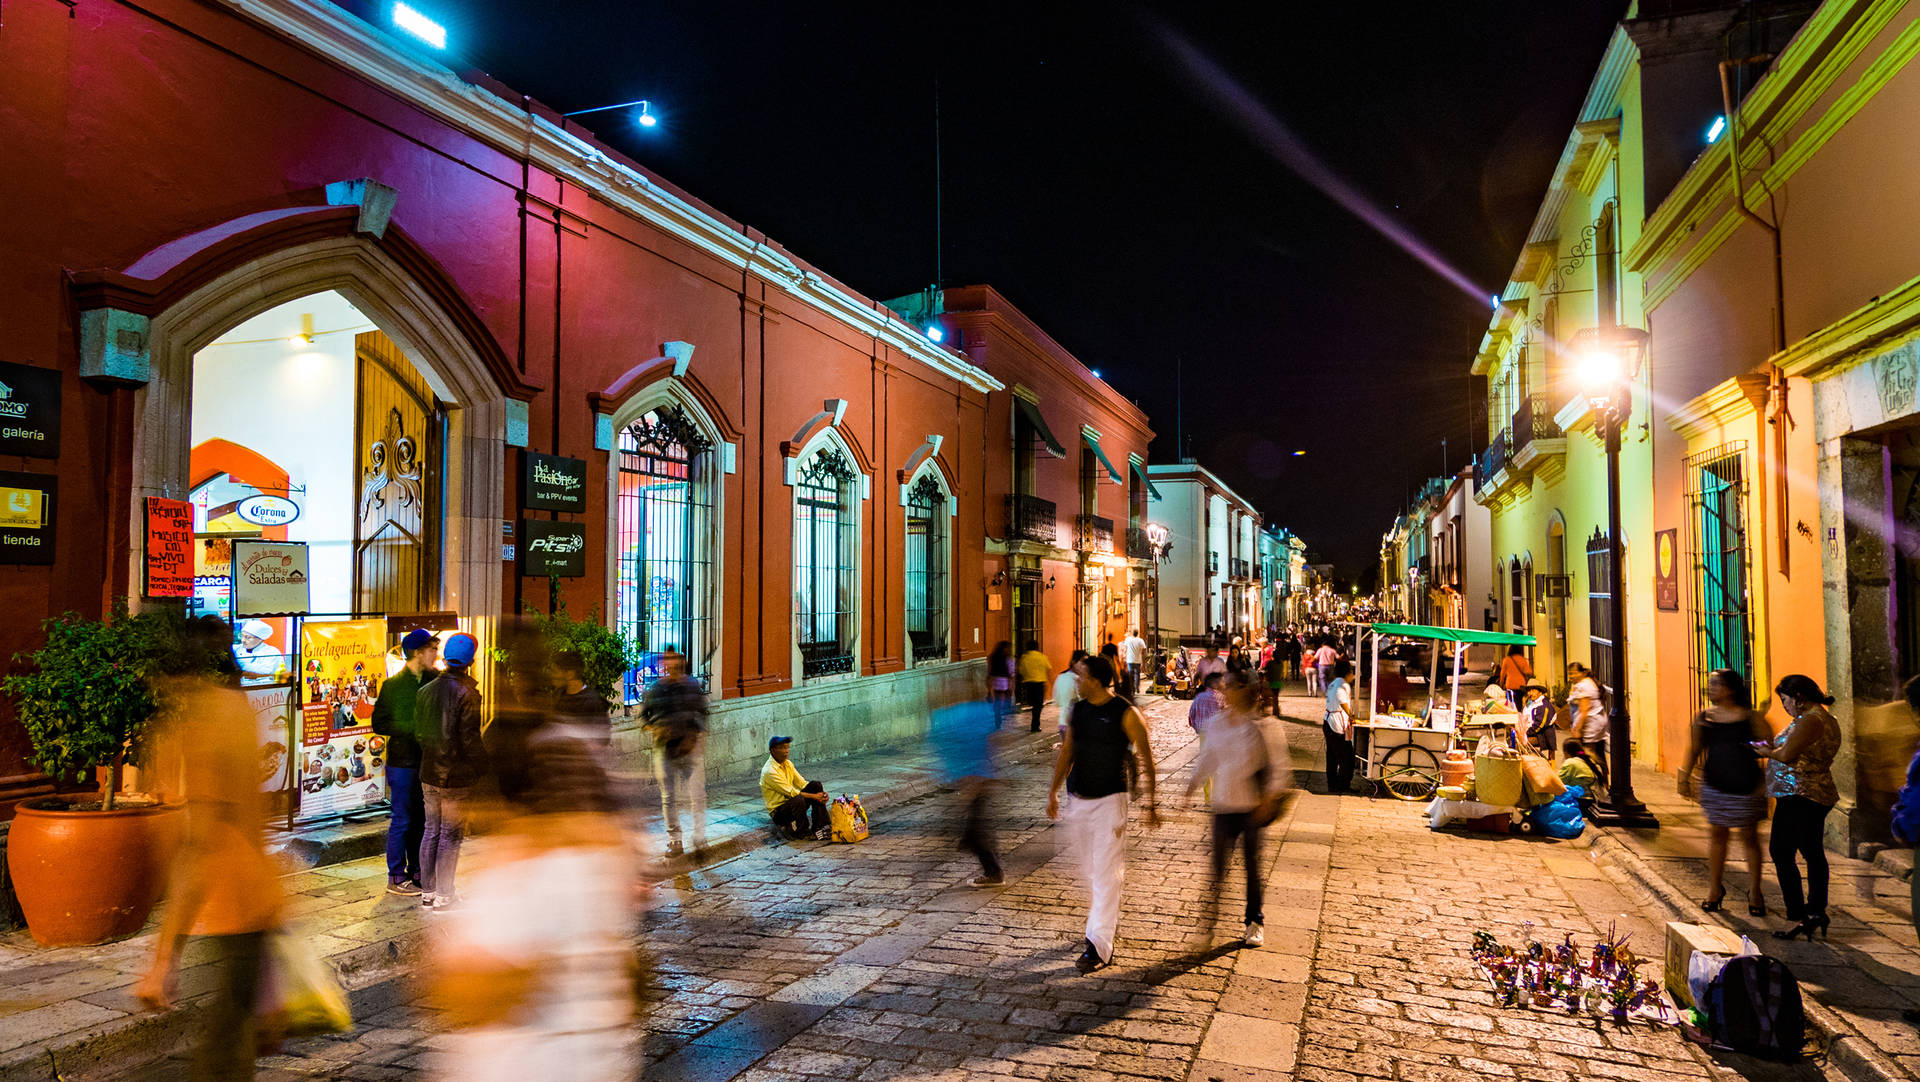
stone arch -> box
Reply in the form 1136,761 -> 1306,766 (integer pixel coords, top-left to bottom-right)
130,233 -> 512,621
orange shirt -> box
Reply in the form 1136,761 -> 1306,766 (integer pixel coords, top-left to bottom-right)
1498,654 -> 1533,691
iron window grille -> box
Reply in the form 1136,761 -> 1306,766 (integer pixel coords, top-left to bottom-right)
1510,557 -> 1531,634
615,405 -> 713,703
795,445 -> 858,678
1012,571 -> 1042,653
1686,443 -> 1752,694
906,473 -> 948,663
1585,528 -> 1618,694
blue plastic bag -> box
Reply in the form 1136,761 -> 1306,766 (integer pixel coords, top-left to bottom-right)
1527,784 -> 1586,839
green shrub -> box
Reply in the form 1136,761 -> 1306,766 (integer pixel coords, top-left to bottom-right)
521,606 -> 637,702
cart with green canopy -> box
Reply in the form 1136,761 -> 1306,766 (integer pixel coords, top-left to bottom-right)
1355,622 -> 1538,800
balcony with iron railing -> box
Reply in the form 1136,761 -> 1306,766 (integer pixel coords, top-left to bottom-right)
1508,393 -> 1568,476
1208,552 -> 1220,574
1473,429 -> 1509,490
1075,514 -> 1115,554
1125,526 -> 1152,560
1230,557 -> 1250,580
1004,494 -> 1057,546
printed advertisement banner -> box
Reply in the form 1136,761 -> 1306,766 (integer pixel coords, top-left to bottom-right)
522,518 -> 587,577
296,619 -> 389,821
249,685 -> 296,797
144,497 -> 194,598
522,451 -> 588,512
232,539 -> 310,616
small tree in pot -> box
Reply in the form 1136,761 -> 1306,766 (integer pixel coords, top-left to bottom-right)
2,601 -> 203,944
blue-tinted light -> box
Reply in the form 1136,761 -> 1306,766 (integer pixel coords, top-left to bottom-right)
1490,294 -> 1502,312
1706,115 -> 1726,144
924,325 -> 944,343
637,102 -> 658,128
1091,369 -> 1102,379
392,2 -> 446,48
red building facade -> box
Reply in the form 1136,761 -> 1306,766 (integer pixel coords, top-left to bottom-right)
0,0 -> 1002,808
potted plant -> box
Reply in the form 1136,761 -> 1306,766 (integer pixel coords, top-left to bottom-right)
3,601 -> 190,945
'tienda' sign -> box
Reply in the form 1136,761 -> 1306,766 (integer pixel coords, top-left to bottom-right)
522,452 -> 587,512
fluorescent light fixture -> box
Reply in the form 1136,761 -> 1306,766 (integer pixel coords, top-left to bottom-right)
636,102 -> 658,128
924,325 -> 944,343
1090,368 -> 1102,379
1706,115 -> 1726,144
1490,294 -> 1502,311
393,3 -> 446,48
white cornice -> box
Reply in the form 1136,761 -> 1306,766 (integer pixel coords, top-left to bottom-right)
219,0 -> 1001,394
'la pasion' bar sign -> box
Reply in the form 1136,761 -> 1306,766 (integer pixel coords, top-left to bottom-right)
522,452 -> 587,513
521,519 -> 586,578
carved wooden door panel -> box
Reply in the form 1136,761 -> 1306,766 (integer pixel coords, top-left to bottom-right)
353,331 -> 442,616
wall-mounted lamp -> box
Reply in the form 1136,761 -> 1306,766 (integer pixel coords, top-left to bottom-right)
1045,575 -> 1057,591
990,570 -> 1006,586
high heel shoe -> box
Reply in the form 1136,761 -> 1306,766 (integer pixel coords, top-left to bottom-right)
1701,894 -> 1725,913
1749,902 -> 1768,918
1773,914 -> 1830,941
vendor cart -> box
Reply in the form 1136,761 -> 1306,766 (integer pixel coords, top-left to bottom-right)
1357,622 -> 1538,801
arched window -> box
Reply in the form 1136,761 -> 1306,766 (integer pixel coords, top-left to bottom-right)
906,471 -> 948,663
795,443 -> 858,678
615,404 -> 713,699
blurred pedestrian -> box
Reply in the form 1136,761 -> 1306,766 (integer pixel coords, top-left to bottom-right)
987,641 -> 1014,726
1497,645 -> 1533,698
1053,649 -> 1089,734
932,684 -> 1002,887
1566,662 -> 1610,793
136,618 -> 284,1082
1017,640 -> 1052,733
373,629 -> 438,896
1261,648 -> 1286,716
1187,670 -> 1288,948
553,649 -> 612,744
1048,654 -> 1160,973
640,647 -> 708,857
1122,628 -> 1148,700
1676,668 -> 1770,917
1323,659 -> 1356,793
418,631 -> 486,911
1892,676 -> 1920,1023
427,659 -> 639,1082
1195,643 -> 1227,684
1188,672 -> 1225,805
1756,674 -> 1840,941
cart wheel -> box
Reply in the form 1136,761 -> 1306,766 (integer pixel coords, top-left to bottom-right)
1379,744 -> 1440,802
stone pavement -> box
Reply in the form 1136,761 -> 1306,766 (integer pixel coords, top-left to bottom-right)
19,684 -> 1885,1081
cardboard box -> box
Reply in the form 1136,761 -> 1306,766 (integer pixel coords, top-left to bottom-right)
1664,921 -> 1747,1009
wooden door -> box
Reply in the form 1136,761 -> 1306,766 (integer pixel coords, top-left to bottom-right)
353,331 -> 442,616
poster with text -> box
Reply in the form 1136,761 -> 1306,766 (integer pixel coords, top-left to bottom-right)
144,498 -> 194,597
232,539 -> 310,616
248,685 -> 296,799
295,620 -> 389,821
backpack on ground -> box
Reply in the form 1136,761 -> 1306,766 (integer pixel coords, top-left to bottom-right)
1704,953 -> 1805,1058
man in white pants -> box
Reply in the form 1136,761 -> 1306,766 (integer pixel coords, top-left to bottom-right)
1047,654 -> 1159,973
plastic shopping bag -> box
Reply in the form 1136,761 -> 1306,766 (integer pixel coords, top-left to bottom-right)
1687,935 -> 1760,1011
829,795 -> 869,843
257,929 -> 351,1039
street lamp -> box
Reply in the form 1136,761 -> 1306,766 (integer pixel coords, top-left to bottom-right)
1145,523 -> 1172,676
1578,326 -> 1658,829
563,99 -> 661,130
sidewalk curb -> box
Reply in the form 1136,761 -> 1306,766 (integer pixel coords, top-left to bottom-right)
2,769 -> 960,1082
1588,830 -> 1910,1082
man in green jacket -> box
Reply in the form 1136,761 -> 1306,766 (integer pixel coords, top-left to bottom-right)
371,629 -> 437,895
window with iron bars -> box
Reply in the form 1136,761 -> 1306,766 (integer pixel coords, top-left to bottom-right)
1586,528 -> 1617,693
1687,443 -> 1751,691
795,445 -> 858,678
905,472 -> 948,663
615,405 -> 713,703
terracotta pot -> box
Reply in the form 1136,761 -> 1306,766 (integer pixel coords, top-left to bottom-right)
7,798 -> 184,946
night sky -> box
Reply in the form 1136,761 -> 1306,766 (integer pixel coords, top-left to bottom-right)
403,1 -> 1626,580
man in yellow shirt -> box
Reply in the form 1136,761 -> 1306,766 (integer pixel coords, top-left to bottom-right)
1016,641 -> 1052,733
762,736 -> 830,839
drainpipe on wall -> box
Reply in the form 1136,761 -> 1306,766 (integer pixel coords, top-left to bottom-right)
1719,58 -> 1792,591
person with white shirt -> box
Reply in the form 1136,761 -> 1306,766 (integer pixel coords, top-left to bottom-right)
1120,630 -> 1148,700
233,619 -> 281,679
1186,670 -> 1287,948
1052,650 -> 1088,734
1566,662 -> 1609,794
1323,660 -> 1356,793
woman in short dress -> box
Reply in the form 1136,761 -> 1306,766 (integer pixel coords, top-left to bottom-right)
1755,673 -> 1842,941
1676,668 -> 1772,916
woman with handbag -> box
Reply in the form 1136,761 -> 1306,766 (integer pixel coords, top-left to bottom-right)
1185,670 -> 1290,949
1676,668 -> 1772,917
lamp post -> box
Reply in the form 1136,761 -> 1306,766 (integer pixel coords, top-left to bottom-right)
1578,328 -> 1659,829
1145,523 -> 1171,675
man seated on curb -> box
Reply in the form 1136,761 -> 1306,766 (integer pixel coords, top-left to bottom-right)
762,735 -> 831,840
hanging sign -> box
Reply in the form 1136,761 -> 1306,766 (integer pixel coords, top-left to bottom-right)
522,452 -> 587,512
1654,528 -> 1680,612
522,518 -> 586,577
0,361 -> 60,459
231,539 -> 311,616
296,619 -> 390,821
0,470 -> 56,565
236,494 -> 301,527
144,497 -> 195,597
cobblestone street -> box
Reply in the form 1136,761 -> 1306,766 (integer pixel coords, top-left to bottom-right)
88,692 -> 1818,1082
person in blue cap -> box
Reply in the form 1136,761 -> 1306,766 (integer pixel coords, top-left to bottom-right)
417,630 -> 485,911
371,629 -> 438,895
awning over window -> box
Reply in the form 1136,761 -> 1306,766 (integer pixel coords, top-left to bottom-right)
1131,459 -> 1162,500
1084,434 -> 1123,485
1013,396 -> 1066,459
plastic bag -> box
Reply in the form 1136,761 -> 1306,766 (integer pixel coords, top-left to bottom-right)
257,930 -> 351,1039
1520,754 -> 1567,805
829,795 -> 869,843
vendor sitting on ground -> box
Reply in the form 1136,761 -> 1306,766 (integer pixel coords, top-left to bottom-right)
1558,739 -> 1601,791
761,735 -> 831,840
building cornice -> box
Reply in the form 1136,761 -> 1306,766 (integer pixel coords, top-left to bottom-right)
1778,272 -> 1920,380
1669,375 -> 1763,444
220,0 -> 1002,395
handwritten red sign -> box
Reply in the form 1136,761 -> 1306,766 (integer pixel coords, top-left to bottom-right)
144,497 -> 194,598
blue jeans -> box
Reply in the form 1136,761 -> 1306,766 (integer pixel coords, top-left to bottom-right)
385,766 -> 424,884
421,783 -> 470,900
